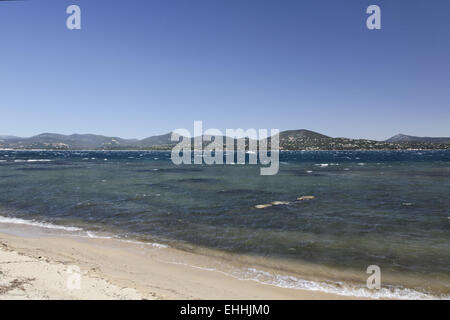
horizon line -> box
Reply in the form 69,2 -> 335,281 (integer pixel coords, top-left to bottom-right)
2,130 -> 450,142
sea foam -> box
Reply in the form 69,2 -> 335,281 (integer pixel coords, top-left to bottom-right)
0,216 -> 168,249
237,268 -> 446,300
0,215 -> 82,232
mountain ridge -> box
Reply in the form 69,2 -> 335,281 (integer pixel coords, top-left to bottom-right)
385,134 -> 450,144
1,130 -> 449,150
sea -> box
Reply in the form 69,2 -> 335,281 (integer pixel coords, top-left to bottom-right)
0,149 -> 449,299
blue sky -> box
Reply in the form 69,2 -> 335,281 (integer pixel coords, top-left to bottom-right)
0,0 -> 449,140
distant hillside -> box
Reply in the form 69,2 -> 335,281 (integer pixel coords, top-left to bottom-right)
0,133 -> 141,150
278,130 -> 449,150
1,130 -> 449,150
140,133 -> 174,147
386,134 -> 450,144
0,135 -> 20,140
277,130 -> 396,150
280,129 -> 329,140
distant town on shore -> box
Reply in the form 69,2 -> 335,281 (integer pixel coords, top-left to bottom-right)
1,130 -> 450,151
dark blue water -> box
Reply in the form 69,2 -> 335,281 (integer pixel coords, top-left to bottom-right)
0,150 -> 449,297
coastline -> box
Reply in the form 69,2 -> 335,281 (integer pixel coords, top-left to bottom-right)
1,148 -> 450,151
1,149 -> 449,300
0,231 -> 351,300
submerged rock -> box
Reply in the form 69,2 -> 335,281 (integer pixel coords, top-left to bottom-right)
254,204 -> 272,209
271,201 -> 290,206
297,195 -> 315,201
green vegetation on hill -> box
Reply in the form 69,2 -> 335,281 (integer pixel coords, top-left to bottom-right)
1,130 -> 449,150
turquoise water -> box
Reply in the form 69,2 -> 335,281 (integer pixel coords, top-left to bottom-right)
0,150 -> 449,298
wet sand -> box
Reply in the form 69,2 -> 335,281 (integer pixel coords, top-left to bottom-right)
0,231 -> 351,300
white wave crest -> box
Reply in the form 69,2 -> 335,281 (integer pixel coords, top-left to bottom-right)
120,239 -> 169,248
237,268 -> 446,300
0,216 -> 82,232
315,163 -> 329,167
86,231 -> 113,239
164,260 -> 448,300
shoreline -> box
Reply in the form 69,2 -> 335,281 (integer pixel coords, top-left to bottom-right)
1,148 -> 450,151
0,230 -> 352,300
0,217 -> 446,300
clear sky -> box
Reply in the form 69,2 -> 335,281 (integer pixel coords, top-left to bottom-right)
0,0 -> 449,140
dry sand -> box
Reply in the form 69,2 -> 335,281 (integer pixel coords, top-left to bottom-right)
0,231 -> 352,300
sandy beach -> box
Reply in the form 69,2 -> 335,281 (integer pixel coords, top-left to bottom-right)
0,231 -> 350,300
